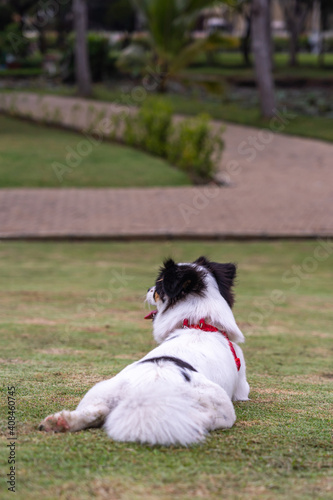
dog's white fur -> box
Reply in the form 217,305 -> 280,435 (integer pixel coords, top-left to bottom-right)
39,262 -> 249,445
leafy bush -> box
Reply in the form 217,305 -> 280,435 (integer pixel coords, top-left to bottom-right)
207,33 -> 241,51
298,35 -> 311,52
273,37 -> 290,53
19,53 -> 43,69
61,33 -> 109,83
323,36 -> 333,53
167,114 -> 224,183
105,49 -> 121,77
139,100 -> 172,156
0,23 -> 29,58
121,112 -> 138,147
273,36 -> 311,53
122,99 -> 172,155
87,33 -> 109,81
0,68 -> 43,77
116,43 -> 149,77
117,99 -> 223,183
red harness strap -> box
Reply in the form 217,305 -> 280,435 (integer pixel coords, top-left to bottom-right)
182,318 -> 241,371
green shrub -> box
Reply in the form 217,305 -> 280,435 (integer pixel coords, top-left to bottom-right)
116,43 -> 150,77
19,53 -> 43,69
298,34 -> 311,51
0,68 -> 43,77
273,37 -> 290,53
273,35 -> 311,53
87,33 -> 109,81
0,23 -> 29,58
122,112 -> 139,147
61,32 -> 109,83
120,100 -> 223,183
122,99 -> 172,156
323,36 -> 333,53
207,33 -> 241,51
167,114 -> 224,183
105,49 -> 121,77
138,99 -> 173,156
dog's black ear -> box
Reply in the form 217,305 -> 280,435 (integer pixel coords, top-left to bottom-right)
194,257 -> 237,308
162,259 -> 204,299
194,256 -> 210,267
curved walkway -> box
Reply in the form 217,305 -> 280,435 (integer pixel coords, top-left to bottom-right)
0,92 -> 332,238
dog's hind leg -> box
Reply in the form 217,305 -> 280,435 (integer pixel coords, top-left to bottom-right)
38,402 -> 110,433
39,377 -> 124,433
194,376 -> 237,431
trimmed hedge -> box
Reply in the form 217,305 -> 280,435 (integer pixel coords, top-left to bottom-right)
111,99 -> 224,183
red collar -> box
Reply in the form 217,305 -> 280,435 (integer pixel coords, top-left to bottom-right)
182,318 -> 241,371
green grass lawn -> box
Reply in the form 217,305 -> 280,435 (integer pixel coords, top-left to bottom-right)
0,240 -> 332,500
0,115 -> 190,188
188,52 -> 333,80
88,85 -> 333,143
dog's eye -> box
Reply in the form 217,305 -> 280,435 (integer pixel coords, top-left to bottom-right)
182,280 -> 192,290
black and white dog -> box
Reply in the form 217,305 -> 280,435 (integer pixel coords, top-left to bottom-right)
39,257 -> 250,445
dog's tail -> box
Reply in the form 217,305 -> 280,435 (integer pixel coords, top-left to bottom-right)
103,369 -> 236,446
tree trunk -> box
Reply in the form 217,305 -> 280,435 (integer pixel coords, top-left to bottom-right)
266,0 -> 273,72
73,0 -> 92,98
313,0 -> 323,64
56,6 -> 67,51
279,0 -> 311,68
241,14 -> 252,66
251,0 -> 275,119
38,28 -> 47,55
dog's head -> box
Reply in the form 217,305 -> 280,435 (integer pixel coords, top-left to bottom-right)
146,257 -> 244,344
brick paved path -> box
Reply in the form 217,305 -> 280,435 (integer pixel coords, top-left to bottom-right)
0,93 -> 332,238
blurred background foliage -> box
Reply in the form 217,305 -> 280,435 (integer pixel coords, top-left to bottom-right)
0,1 -> 332,131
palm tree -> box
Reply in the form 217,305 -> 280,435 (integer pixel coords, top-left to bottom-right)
131,0 -> 227,92
73,0 -> 91,97
251,0 -> 275,118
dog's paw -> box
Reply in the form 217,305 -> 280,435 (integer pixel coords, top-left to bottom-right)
39,412 -> 70,433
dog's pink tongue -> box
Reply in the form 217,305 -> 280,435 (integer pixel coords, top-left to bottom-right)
144,310 -> 157,320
